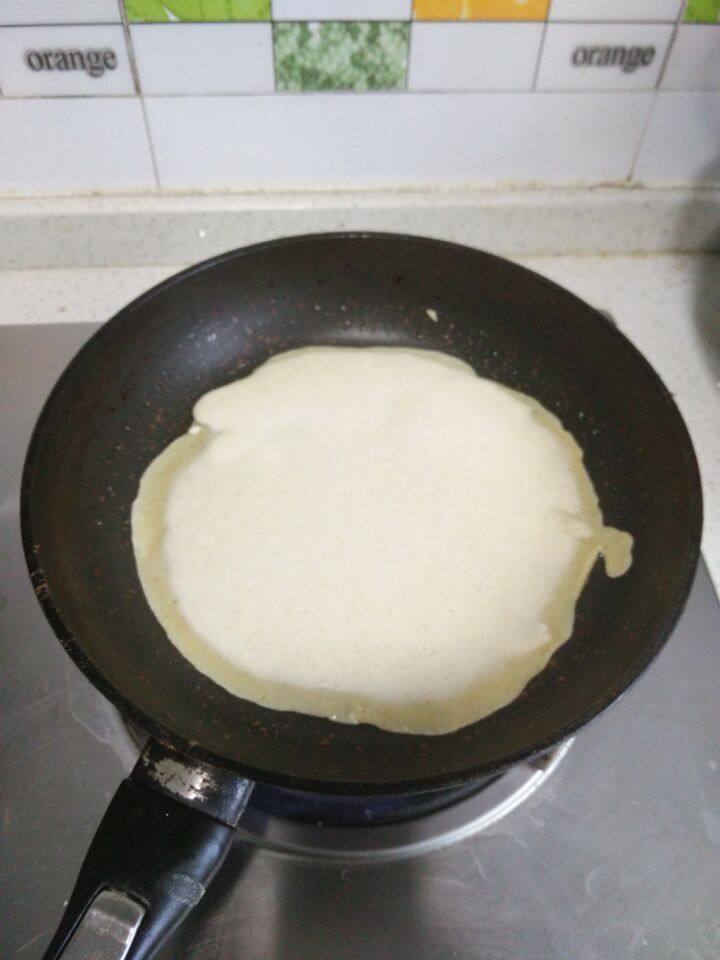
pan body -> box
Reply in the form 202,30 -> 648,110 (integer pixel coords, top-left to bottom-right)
21,234 -> 702,794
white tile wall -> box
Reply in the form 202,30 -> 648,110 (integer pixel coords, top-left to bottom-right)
145,92 -> 653,189
130,24 -> 274,95
536,23 -> 673,90
549,0 -> 683,22
0,25 -> 134,97
271,0 -> 412,19
0,98 -> 156,191
0,6 -> 714,193
0,1 -> 120,25
662,25 -> 720,90
409,23 -> 542,91
634,91 -> 720,182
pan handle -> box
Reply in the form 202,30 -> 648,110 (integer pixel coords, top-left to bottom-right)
42,739 -> 254,960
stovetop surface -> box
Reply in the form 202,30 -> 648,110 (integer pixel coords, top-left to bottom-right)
2,324 -> 719,960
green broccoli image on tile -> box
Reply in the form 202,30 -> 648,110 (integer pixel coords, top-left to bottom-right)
125,0 -> 270,21
274,22 -> 409,92
684,0 -> 720,21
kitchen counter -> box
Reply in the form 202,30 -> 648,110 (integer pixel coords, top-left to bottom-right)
2,252 -> 718,595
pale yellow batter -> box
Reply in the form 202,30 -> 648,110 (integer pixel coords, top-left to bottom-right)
132,347 -> 632,735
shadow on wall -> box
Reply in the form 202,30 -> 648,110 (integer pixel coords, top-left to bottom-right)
676,159 -> 720,381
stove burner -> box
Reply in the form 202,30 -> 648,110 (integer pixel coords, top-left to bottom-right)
249,778 -> 491,827
123,717 -> 571,860
237,740 -> 573,862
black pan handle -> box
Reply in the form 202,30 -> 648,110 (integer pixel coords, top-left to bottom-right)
42,739 -> 254,960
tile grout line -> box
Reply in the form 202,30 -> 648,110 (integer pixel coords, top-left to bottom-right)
405,10 -> 413,91
656,0 -> 686,88
116,0 -> 160,188
270,2 -> 279,92
0,17 -> 696,27
116,0 -> 140,94
139,91 -> 161,189
64,17 -> 647,25
629,0 -> 687,180
0,89 -> 673,100
531,2 -> 552,90
627,93 -> 657,183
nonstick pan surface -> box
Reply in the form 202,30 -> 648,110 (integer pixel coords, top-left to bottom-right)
22,233 -> 702,794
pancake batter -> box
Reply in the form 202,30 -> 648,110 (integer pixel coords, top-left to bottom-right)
132,347 -> 632,734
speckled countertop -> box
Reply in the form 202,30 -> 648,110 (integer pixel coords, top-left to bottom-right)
2,253 -> 718,597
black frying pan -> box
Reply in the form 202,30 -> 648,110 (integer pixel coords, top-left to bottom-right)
22,234 -> 702,959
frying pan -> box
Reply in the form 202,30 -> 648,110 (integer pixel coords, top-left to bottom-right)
22,234 -> 702,959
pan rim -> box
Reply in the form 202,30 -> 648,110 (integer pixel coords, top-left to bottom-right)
20,231 -> 704,795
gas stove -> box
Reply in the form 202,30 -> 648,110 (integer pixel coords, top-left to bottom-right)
2,323 -> 719,960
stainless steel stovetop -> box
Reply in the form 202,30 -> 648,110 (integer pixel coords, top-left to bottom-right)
2,324 -> 719,960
